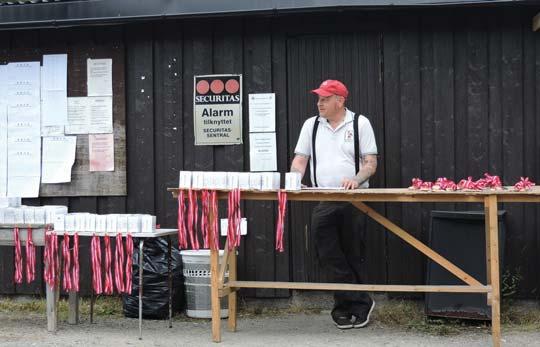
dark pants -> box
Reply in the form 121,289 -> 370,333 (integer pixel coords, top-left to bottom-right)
312,202 -> 371,317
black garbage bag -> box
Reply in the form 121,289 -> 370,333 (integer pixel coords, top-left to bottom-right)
122,237 -> 185,319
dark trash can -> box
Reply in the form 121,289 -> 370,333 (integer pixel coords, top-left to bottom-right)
425,210 -> 506,320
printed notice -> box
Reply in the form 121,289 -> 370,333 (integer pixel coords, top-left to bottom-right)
89,133 -> 114,172
66,97 -> 90,134
87,58 -> 112,96
249,132 -> 277,172
248,93 -> 275,133
42,136 -> 77,183
89,96 -> 113,134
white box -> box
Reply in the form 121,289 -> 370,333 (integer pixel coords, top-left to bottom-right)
44,206 -> 68,224
0,198 -> 8,208
178,171 -> 192,189
65,214 -> 76,231
95,215 -> 107,233
73,213 -> 89,231
117,215 -> 128,233
106,214 -> 118,233
220,217 -> 247,236
249,173 -> 262,190
238,173 -> 250,189
13,208 -> 24,224
227,172 -> 239,190
214,172 -> 228,189
34,207 -> 46,224
261,172 -> 280,190
0,208 -> 5,224
54,214 -> 65,231
127,214 -> 141,234
8,197 -> 21,207
23,207 -> 35,224
192,171 -> 205,189
3,208 -> 15,224
86,214 -> 96,232
140,215 -> 156,233
285,172 -> 302,191
203,172 -> 215,189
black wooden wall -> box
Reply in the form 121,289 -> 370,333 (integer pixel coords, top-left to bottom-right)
2,6 -> 540,298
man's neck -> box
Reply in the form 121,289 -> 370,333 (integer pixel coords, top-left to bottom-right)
325,108 -> 347,129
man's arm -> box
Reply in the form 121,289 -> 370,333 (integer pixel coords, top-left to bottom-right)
341,154 -> 378,189
290,153 -> 310,179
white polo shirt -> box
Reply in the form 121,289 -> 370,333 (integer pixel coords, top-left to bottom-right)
294,109 -> 378,188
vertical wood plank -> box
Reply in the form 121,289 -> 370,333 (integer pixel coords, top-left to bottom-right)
243,17 -> 276,297
154,21 -> 183,229
126,23 -> 155,214
382,15 -> 403,285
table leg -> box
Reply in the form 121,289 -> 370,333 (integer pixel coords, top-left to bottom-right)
139,239 -> 144,340
46,283 -> 57,332
485,195 -> 501,347
211,249 -> 221,342
485,200 -> 492,306
228,248 -> 237,332
168,236 -> 172,328
68,291 -> 79,324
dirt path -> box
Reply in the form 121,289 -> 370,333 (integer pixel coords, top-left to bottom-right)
0,311 -> 538,347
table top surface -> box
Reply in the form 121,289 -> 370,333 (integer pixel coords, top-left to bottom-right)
168,186 -> 540,202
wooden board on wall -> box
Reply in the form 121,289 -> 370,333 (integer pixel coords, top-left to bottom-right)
5,44 -> 127,197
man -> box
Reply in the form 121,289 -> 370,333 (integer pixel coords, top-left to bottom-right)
290,80 -> 378,329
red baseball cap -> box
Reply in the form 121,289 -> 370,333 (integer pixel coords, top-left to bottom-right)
311,79 -> 349,98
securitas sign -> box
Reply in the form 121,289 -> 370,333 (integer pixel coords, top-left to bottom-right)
193,74 -> 243,145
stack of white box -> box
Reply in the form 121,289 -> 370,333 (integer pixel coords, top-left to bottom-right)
179,171 -> 283,191
0,205 -> 67,225
54,212 -> 157,234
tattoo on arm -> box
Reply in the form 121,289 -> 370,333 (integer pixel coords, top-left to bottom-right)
354,155 -> 378,185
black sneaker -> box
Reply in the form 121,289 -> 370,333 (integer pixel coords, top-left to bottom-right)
352,298 -> 376,328
332,313 -> 353,329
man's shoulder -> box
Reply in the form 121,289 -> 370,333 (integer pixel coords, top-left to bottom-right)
355,114 -> 374,128
301,115 -> 319,128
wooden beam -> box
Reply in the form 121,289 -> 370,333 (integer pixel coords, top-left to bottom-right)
485,196 -> 501,347
225,281 -> 491,293
352,201 -> 484,287
533,12 -> 540,32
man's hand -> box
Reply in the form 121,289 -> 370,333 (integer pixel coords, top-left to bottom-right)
341,178 -> 359,190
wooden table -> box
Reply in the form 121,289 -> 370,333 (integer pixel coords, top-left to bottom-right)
46,228 -> 178,339
170,186 -> 540,347
0,224 -> 56,330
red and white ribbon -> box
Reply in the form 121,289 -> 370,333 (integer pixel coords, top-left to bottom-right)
25,227 -> 35,284
177,190 -> 188,249
103,235 -> 113,295
187,189 -> 200,250
13,227 -> 22,284
227,188 -> 242,251
514,177 -> 535,191
91,234 -> 103,294
275,190 -> 288,252
200,190 -> 210,249
62,233 -> 72,291
124,233 -> 134,294
114,233 -> 125,293
72,233 -> 80,292
209,190 -> 220,251
44,229 -> 58,288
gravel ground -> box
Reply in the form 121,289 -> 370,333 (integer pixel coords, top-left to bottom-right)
0,311 -> 539,347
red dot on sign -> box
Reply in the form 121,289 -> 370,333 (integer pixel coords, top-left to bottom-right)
196,80 -> 210,94
225,79 -> 240,94
210,79 -> 225,94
